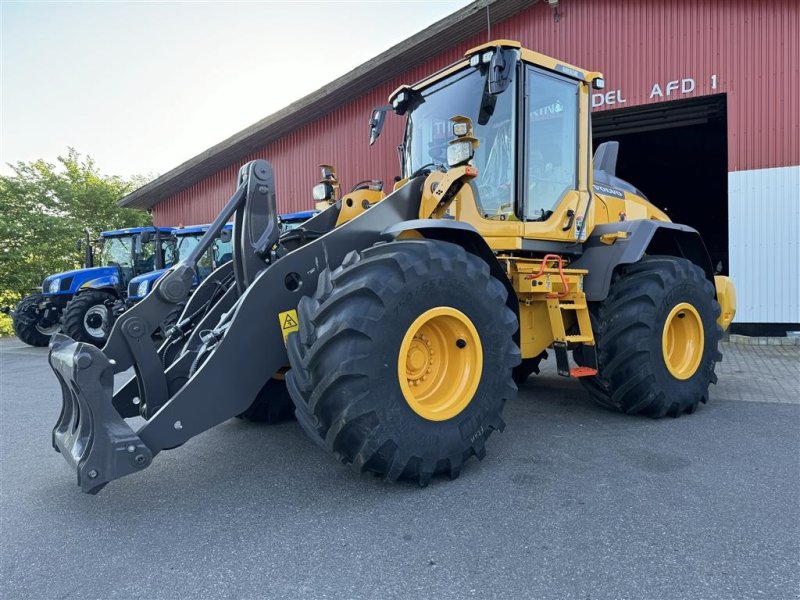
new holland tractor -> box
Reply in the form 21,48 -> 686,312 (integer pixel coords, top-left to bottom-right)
10,226 -> 174,347
127,213 -> 316,309
125,224 -> 234,335
48,41 -> 736,493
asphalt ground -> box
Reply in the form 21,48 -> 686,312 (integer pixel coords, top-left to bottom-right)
0,338 -> 798,600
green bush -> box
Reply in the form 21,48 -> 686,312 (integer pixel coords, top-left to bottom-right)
0,291 -> 20,337
0,148 -> 151,299
0,149 -> 151,339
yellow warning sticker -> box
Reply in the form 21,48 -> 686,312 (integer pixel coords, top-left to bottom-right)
278,309 -> 299,345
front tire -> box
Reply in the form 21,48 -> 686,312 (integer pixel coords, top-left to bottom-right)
576,256 -> 722,418
63,290 -> 116,346
286,240 -> 520,485
11,294 -> 59,347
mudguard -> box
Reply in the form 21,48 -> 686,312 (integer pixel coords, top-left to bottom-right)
571,220 -> 715,302
381,219 -> 519,325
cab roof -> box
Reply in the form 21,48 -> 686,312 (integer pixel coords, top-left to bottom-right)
100,226 -> 173,238
171,223 -> 233,236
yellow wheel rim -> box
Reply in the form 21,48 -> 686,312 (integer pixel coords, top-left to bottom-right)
661,302 -> 704,380
398,307 -> 483,421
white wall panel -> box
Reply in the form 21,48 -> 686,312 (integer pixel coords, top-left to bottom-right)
728,165 -> 800,323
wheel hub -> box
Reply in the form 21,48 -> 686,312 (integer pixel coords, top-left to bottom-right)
662,302 -> 704,380
83,305 -> 109,340
398,307 -> 483,421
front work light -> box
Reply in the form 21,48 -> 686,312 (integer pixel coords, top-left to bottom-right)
313,182 -> 334,202
48,278 -> 61,294
447,115 -> 479,168
447,140 -> 474,167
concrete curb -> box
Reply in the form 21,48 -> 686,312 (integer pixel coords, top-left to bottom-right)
728,334 -> 800,346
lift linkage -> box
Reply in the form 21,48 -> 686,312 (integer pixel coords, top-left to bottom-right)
49,159 -> 426,493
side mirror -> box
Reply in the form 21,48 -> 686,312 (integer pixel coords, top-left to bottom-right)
368,106 -> 391,146
140,231 -> 152,244
219,228 -> 232,243
76,239 -> 83,252
488,47 -> 517,95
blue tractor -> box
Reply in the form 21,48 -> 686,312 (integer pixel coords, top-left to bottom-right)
279,210 -> 318,233
127,213 -> 314,307
10,226 -> 175,347
126,224 -> 233,332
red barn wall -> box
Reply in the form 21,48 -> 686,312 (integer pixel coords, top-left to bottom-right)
153,0 -> 798,226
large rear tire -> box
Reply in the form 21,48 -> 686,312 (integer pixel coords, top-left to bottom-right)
11,294 -> 59,347
63,290 -> 116,346
512,350 -> 548,385
286,240 -> 520,485
575,256 -> 722,418
237,378 -> 295,423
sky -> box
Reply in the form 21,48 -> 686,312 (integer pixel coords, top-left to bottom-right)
1,0 -> 472,179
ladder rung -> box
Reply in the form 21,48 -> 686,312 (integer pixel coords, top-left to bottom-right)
565,335 -> 593,343
557,303 -> 586,310
570,367 -> 598,378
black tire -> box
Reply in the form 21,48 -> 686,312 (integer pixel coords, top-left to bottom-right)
286,240 -> 520,486
63,290 -> 116,346
512,350 -> 549,385
237,378 -> 296,423
575,256 -> 722,418
11,294 -> 58,347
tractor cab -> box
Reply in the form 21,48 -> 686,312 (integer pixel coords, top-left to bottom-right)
96,227 -> 176,286
279,211 -> 319,234
127,223 -> 233,302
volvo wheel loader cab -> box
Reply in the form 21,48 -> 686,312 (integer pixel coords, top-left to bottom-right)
48,41 -> 735,494
11,227 -> 175,347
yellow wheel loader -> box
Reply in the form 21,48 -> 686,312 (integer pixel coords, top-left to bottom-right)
48,40 -> 736,493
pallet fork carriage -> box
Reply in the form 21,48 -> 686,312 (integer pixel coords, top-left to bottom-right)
49,41 -> 736,493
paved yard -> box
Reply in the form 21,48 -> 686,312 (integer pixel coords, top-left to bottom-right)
0,339 -> 798,600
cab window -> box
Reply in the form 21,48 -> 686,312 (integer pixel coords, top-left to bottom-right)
524,68 -> 579,221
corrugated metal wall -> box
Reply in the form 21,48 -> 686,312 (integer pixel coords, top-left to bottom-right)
728,166 -> 800,323
154,0 -> 799,226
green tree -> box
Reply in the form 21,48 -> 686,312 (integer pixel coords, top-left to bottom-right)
0,148 -> 152,315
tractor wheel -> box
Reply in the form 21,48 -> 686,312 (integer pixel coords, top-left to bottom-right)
575,256 -> 722,418
286,240 -> 520,486
11,294 -> 60,347
62,290 -> 116,346
512,350 -> 548,385
237,378 -> 296,423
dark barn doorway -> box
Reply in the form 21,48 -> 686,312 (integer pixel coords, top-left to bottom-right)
592,95 -> 729,274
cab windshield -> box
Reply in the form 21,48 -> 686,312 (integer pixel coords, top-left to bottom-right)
176,234 -> 202,260
402,65 -> 516,218
177,234 -> 214,278
100,236 -> 133,269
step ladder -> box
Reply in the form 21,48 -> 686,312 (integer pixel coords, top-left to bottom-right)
514,254 -> 598,379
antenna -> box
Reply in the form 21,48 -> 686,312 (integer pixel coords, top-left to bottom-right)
486,4 -> 491,42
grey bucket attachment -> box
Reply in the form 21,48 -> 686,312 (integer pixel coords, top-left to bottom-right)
50,334 -> 153,494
